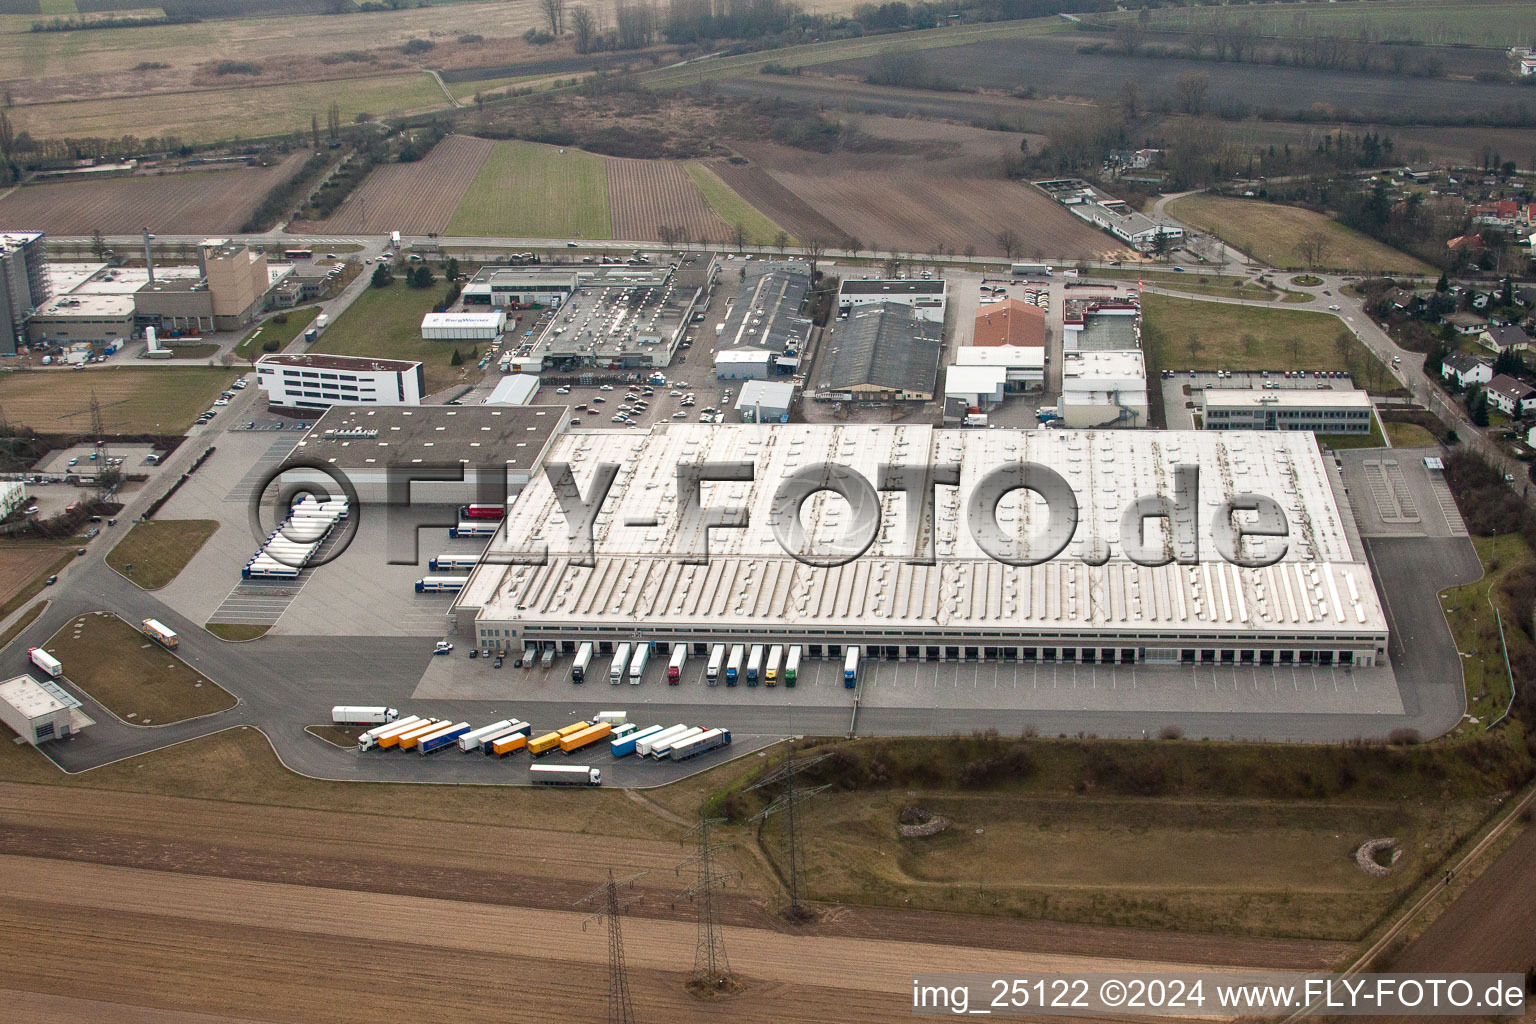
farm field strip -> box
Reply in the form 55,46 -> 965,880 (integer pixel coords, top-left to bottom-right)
606,157 -> 730,243
310,134 -> 493,235
706,158 -> 845,244
448,140 -> 610,239
0,152 -> 308,235
10,73 -> 446,144
682,162 -> 788,246
1106,0 -> 1536,48
0,367 -> 237,434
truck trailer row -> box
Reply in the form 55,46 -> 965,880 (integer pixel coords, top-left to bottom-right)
562,641 -> 849,688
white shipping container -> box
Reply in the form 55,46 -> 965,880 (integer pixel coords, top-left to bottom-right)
458,719 -> 515,751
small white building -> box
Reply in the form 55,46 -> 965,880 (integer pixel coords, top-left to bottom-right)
735,380 -> 795,423
715,349 -> 775,381
420,311 -> 506,342
837,279 -> 948,322
953,345 -> 1045,391
1200,389 -> 1374,434
483,373 -> 541,406
1060,350 -> 1148,428
1485,374 -> 1536,417
0,674 -> 90,745
944,365 -> 1008,408
0,480 -> 26,518
256,353 -> 425,411
1441,351 -> 1493,388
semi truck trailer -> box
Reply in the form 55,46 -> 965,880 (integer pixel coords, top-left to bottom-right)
331,706 -> 398,725
449,521 -> 497,538
530,764 -> 601,786
358,715 -> 423,751
746,645 -> 763,687
844,646 -> 860,687
28,648 -> 62,678
490,731 -> 530,757
628,643 -> 650,684
458,719 -> 514,751
394,718 -> 446,751
726,645 -> 744,686
635,723 -> 688,757
650,726 -> 704,758
612,724 -> 663,757
572,642 -> 594,683
670,728 -> 731,761
417,722 -> 471,755
559,721 -> 612,753
141,618 -> 179,649
706,644 -> 725,685
667,645 -> 687,684
765,645 -> 783,686
480,721 -> 530,754
785,645 -> 801,687
609,643 -> 631,685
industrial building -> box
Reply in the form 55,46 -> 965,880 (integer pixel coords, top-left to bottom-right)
0,232 -> 49,354
1063,300 -> 1140,352
420,311 -> 507,342
817,301 -> 941,403
713,262 -> 811,381
837,278 -> 947,322
953,345 -> 1045,391
1034,178 -> 1184,252
289,404 -> 567,503
462,269 -> 580,309
735,379 -> 795,422
452,425 -> 1389,669
944,365 -> 1007,408
971,298 -> 1045,349
256,352 -> 425,411
483,373 -> 541,406
1060,350 -> 1148,428
0,480 -> 27,517
0,675 -> 91,745
518,265 -> 704,372
1201,389 -> 1375,434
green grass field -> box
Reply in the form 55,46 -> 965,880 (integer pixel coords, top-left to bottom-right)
42,611 -> 236,725
1167,194 -> 1433,275
1385,421 -> 1440,448
1143,292 -> 1389,383
686,163 -> 792,247
312,279 -> 474,394
1107,0 -> 1536,48
0,367 -> 236,434
236,306 -> 320,362
106,520 -> 219,590
1440,534 -> 1531,735
448,141 -> 610,239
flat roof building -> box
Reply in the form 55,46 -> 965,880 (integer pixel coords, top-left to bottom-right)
523,265 -> 700,372
954,344 -> 1045,391
1064,301 -> 1140,353
735,379 -> 795,423
256,352 -> 425,411
838,278 -> 947,322
944,364 -> 1008,407
818,301 -> 941,403
484,373 -> 541,406
290,403 -> 568,503
421,311 -> 507,341
715,262 -> 812,380
0,674 -> 91,745
462,268 -> 580,309
1201,389 -> 1375,434
1061,350 -> 1148,428
972,298 -> 1045,349
454,425 -> 1387,668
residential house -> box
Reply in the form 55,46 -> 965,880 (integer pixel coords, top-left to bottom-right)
1445,311 -> 1490,336
1447,233 -> 1486,253
1441,351 -> 1493,388
1381,287 -> 1421,313
1481,323 -> 1532,355
1472,200 -> 1521,230
1404,165 -> 1434,184
1485,373 -> 1536,416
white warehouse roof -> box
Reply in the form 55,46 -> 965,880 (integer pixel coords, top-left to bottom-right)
944,365 -> 1008,396
485,374 -> 541,406
1201,389 -> 1373,410
955,345 -> 1046,370
462,426 -> 1386,642
421,312 -> 506,330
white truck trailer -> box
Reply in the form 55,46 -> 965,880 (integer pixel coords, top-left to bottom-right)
628,643 -> 651,684
28,648 -> 62,678
650,726 -> 704,759
458,719 -> 514,752
609,643 -> 632,685
530,764 -> 601,786
331,706 -> 399,725
636,723 -> 688,757
357,715 -> 424,751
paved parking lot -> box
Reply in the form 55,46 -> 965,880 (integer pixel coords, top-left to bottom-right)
1336,447 -> 1466,539
415,645 -> 1403,716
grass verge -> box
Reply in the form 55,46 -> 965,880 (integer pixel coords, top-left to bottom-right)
43,611 -> 236,724
1166,194 -> 1433,276
312,280 -> 473,394
236,306 -> 320,361
106,520 -> 218,590
1318,417 -> 1387,450
306,724 -> 363,748
1439,534 -> 1531,734
0,600 -> 46,654
686,162 -> 792,246
205,623 -> 271,641
0,548 -> 73,620
1385,421 -> 1440,448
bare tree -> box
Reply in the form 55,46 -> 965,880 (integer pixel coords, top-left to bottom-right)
569,5 -> 596,53
540,0 -> 565,34
1173,72 -> 1210,115
803,235 -> 827,279
773,230 -> 788,255
326,101 -> 341,141
1294,231 -> 1329,269
1187,333 -> 1203,361
1241,332 -> 1257,356
729,223 -> 747,253
995,228 -> 1021,259
1288,334 -> 1304,364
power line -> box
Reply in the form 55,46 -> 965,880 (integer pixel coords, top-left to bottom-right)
576,869 -> 646,1024
673,814 -> 740,991
749,752 -> 832,922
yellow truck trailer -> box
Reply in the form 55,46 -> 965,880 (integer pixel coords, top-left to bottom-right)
559,721 -> 612,754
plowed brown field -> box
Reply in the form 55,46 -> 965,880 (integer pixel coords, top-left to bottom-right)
606,157 -> 728,242
0,152 -> 310,235
708,159 -> 845,243
297,134 -> 494,235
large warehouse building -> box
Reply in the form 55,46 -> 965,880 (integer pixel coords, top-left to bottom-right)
452,425 -> 1388,669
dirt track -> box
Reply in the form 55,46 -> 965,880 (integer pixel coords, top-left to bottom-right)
1,853 -> 1313,1023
